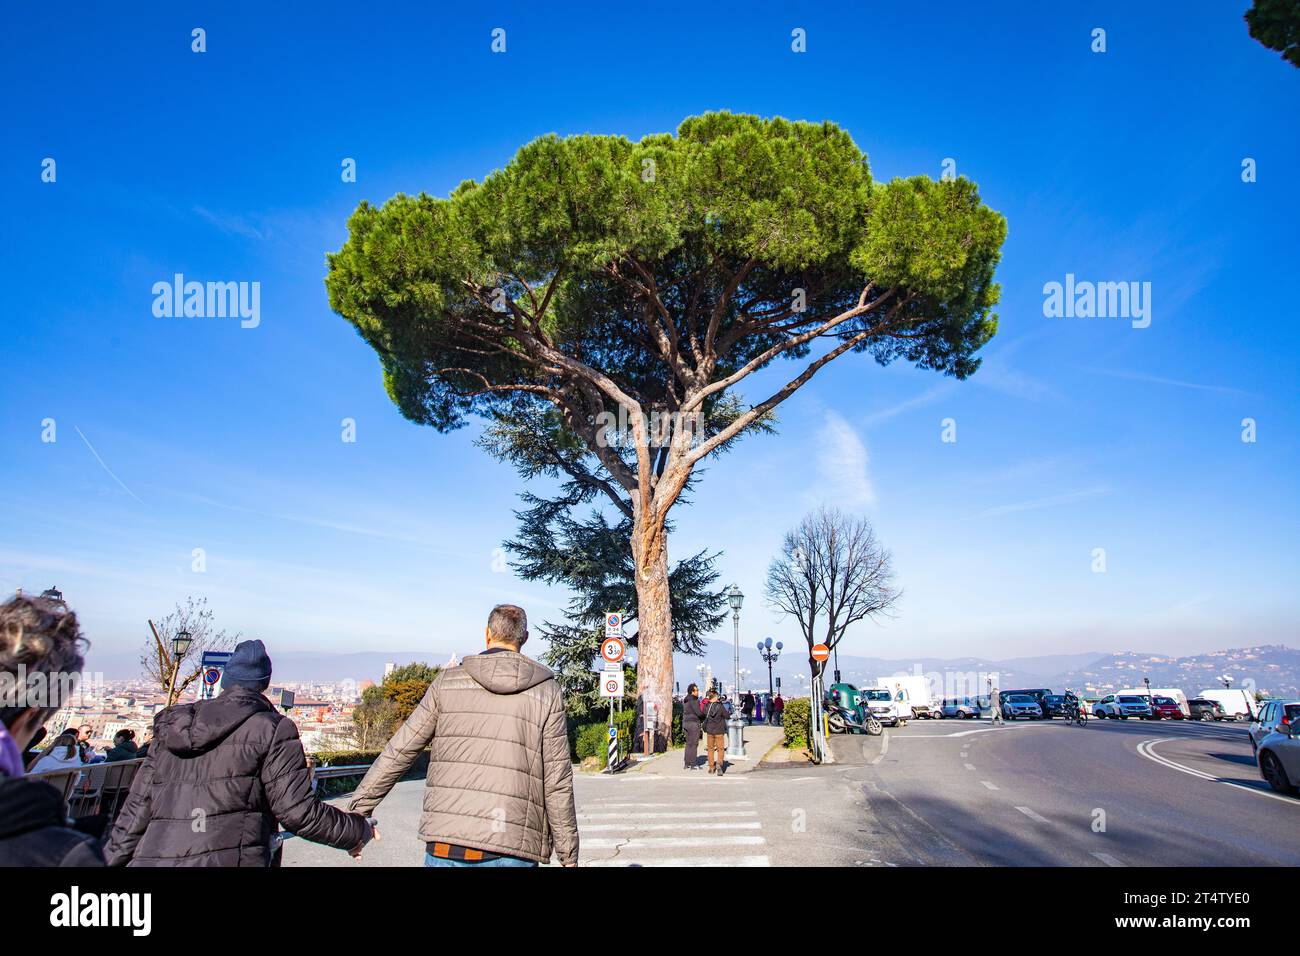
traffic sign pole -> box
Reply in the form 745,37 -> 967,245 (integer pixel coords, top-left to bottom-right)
602,612 -> 625,772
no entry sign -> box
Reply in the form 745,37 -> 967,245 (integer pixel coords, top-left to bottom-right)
811,643 -> 830,663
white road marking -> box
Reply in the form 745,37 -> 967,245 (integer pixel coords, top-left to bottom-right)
581,801 -> 754,809
1015,806 -> 1050,824
980,780 -> 999,790
1135,738 -> 1300,808
582,836 -> 767,849
1092,852 -> 1126,867
579,810 -> 758,819
580,821 -> 761,832
963,763 -> 976,771
586,855 -> 770,867
870,733 -> 890,765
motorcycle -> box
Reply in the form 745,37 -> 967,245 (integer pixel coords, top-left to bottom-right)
825,695 -> 883,736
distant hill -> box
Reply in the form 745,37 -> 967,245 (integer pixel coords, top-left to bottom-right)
86,639 -> 1299,698
1055,645 -> 1300,698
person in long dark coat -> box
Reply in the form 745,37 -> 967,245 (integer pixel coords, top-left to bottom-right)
680,684 -> 704,770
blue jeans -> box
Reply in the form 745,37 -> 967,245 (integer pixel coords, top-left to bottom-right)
424,852 -> 537,868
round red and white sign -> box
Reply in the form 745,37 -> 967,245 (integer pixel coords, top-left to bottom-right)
811,643 -> 830,663
601,637 -> 625,663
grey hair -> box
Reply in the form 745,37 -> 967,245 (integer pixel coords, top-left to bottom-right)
486,604 -> 528,648
0,594 -> 88,728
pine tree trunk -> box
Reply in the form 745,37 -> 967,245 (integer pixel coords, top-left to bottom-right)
632,512 -> 673,753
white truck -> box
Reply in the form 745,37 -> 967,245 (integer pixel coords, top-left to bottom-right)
876,675 -> 937,720
1197,688 -> 1259,721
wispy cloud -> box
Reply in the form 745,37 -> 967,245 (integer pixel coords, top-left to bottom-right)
192,206 -> 269,241
971,485 -> 1109,519
862,383 -> 954,427
815,412 -> 875,508
1081,367 -> 1255,397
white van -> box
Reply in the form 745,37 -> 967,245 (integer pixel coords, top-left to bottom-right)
1197,688 -> 1259,721
876,675 -> 936,720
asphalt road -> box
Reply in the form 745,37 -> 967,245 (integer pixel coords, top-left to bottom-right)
828,715 -> 1300,866
284,715 -> 1300,867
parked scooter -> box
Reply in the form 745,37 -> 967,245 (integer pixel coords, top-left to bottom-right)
825,692 -> 883,736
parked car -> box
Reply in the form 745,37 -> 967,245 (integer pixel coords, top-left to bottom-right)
1150,696 -> 1184,720
1003,694 -> 1043,720
1001,688 -> 1051,718
1041,694 -> 1068,718
1188,697 -> 1228,721
861,687 -> 907,727
1256,723 -> 1300,794
1249,700 -> 1300,754
938,697 -> 979,719
1094,694 -> 1154,719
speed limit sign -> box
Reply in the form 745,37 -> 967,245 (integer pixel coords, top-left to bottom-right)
600,670 -> 625,698
601,636 -> 625,664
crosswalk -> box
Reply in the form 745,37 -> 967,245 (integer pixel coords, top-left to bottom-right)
579,796 -> 772,867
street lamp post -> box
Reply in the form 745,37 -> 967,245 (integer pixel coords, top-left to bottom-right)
757,637 -> 783,697
726,584 -> 746,758
166,629 -> 193,707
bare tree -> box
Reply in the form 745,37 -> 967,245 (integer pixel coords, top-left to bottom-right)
140,597 -> 238,706
766,507 -> 899,760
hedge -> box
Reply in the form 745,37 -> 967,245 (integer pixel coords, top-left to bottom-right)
572,707 -> 637,768
782,697 -> 811,749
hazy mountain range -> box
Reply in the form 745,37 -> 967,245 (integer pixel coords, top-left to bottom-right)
87,641 -> 1300,698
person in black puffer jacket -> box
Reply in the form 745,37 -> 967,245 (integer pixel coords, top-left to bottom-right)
104,639 -> 374,866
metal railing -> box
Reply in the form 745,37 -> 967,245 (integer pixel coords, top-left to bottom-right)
310,763 -> 373,781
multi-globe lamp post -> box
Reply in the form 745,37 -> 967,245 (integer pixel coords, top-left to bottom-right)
758,637 -> 783,697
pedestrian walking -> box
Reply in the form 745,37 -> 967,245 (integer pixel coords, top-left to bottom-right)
681,683 -> 703,770
0,593 -> 104,866
771,693 -> 785,726
741,691 -> 754,725
105,639 -> 375,866
348,604 -> 579,867
703,689 -> 729,774
991,686 -> 1004,726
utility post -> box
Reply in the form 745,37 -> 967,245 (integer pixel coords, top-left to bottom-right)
726,584 -> 746,759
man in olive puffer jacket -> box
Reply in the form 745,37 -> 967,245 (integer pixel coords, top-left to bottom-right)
104,639 -> 373,866
348,604 -> 578,867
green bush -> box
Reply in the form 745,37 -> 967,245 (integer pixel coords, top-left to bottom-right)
572,708 -> 636,768
782,697 -> 811,749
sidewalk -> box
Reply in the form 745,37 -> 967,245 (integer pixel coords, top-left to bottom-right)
629,722 -> 785,777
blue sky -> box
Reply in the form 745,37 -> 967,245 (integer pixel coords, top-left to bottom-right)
2,1 -> 1296,674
